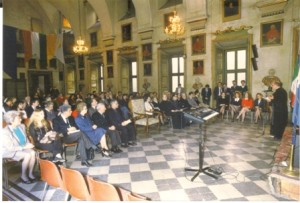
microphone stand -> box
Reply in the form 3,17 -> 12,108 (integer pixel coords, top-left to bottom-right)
184,123 -> 222,181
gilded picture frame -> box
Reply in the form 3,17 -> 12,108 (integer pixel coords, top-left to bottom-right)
191,34 -> 206,55
193,60 -> 204,75
261,20 -> 283,47
222,0 -> 241,22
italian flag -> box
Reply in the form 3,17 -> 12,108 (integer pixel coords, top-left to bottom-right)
291,49 -> 300,108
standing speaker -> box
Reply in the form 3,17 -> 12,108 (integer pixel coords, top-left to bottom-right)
251,58 -> 258,71
252,44 -> 258,58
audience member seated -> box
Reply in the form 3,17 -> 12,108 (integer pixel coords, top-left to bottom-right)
144,95 -> 163,123
88,98 -> 98,118
236,92 -> 254,122
3,111 -> 36,184
106,100 -> 137,148
25,98 -> 40,118
217,92 -> 230,119
178,92 -> 191,110
159,93 -> 186,129
43,101 -> 57,127
75,102 -> 111,157
253,93 -> 267,124
187,92 -> 200,109
2,97 -> 14,114
14,100 -> 28,121
229,91 -> 242,122
92,103 -> 123,153
118,94 -> 131,120
28,109 -> 64,162
213,82 -> 223,108
53,104 -> 99,167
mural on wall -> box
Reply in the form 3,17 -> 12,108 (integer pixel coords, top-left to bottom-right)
192,34 -> 206,55
222,0 -> 241,22
261,20 -> 283,47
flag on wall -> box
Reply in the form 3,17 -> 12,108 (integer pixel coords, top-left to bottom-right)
47,34 -> 57,62
22,30 -> 32,62
31,32 -> 40,59
3,25 -> 17,79
55,32 -> 65,64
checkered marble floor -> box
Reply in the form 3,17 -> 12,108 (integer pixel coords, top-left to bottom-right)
3,118 -> 291,201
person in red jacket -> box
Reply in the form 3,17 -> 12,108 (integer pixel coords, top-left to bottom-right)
236,92 -> 253,122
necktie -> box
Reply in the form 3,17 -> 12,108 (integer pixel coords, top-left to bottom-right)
66,118 -> 71,127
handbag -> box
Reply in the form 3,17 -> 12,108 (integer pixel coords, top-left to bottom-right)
86,148 -> 95,160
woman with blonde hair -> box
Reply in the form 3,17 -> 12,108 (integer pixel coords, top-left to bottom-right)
3,111 -> 36,184
28,109 -> 64,162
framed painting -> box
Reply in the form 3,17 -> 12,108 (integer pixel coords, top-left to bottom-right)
222,0 -> 241,22
191,34 -> 206,55
107,50 -> 113,65
261,20 -> 283,47
193,60 -> 204,75
107,66 -> 114,78
144,63 -> 152,76
90,32 -> 97,47
142,44 -> 152,61
122,23 -> 132,42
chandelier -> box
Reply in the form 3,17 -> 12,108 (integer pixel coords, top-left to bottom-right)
73,0 -> 88,54
164,9 -> 185,38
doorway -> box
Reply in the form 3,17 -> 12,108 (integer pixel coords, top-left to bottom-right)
28,71 -> 53,97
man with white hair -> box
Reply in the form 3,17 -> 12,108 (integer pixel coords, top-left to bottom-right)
92,102 -> 122,153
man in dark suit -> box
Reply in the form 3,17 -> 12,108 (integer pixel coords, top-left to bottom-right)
25,98 -> 40,118
52,104 -> 99,167
201,84 -> 212,106
268,81 -> 288,140
92,103 -> 122,153
106,100 -> 137,148
213,82 -> 224,108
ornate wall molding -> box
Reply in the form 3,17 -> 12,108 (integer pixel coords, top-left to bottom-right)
255,0 -> 289,17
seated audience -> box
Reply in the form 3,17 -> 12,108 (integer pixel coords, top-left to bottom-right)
14,100 -> 28,121
53,104 -> 100,167
106,100 -> 137,148
25,98 -> 40,118
43,101 -> 57,127
28,109 -> 64,162
88,97 -> 98,118
236,92 -> 254,122
178,92 -> 191,110
75,102 -> 111,157
253,93 -> 267,124
3,111 -> 36,184
187,92 -> 200,108
92,103 -> 123,153
217,92 -> 230,119
3,97 -> 14,114
229,91 -> 242,122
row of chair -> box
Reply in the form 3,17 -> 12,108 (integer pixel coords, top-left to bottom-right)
39,158 -> 150,201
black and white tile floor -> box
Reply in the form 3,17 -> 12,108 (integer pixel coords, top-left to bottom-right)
3,119 -> 291,201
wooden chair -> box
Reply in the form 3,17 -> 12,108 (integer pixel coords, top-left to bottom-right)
86,175 -> 121,201
2,158 -> 19,189
39,159 -> 68,200
130,98 -> 160,135
60,165 -> 91,201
